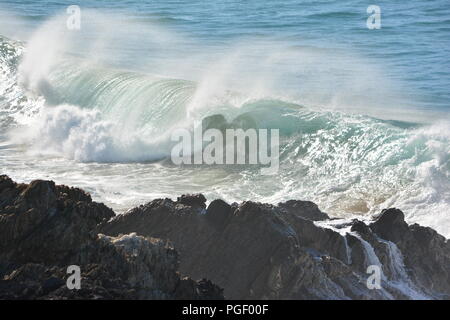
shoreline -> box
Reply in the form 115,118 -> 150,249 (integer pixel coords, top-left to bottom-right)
1,175 -> 449,300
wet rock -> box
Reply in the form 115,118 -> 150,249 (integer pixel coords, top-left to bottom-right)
0,175 -> 14,192
205,199 -> 232,230
2,175 -> 449,300
103,196 -> 450,300
177,194 -> 207,209
0,176 -> 114,265
0,176 -> 222,300
350,220 -> 371,236
370,208 -> 409,242
42,276 -> 65,295
278,200 -> 329,221
370,209 -> 450,296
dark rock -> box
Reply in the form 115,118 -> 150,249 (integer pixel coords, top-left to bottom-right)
2,175 -> 449,300
370,208 -> 409,242
205,199 -> 232,230
177,194 -> 207,209
0,175 -> 14,192
350,220 -> 371,236
0,176 -> 223,300
196,279 -> 224,299
0,176 -> 114,265
103,195 -> 450,300
42,277 -> 65,295
278,200 -> 329,221
174,278 -> 224,300
370,210 -> 450,296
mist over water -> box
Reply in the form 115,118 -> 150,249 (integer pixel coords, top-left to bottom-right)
0,1 -> 449,237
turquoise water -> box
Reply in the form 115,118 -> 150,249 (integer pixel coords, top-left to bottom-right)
0,1 -> 449,236
1,0 -> 449,112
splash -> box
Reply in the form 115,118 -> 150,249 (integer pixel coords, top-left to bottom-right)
0,10 -> 449,238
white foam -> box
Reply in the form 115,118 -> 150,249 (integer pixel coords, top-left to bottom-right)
10,104 -> 172,162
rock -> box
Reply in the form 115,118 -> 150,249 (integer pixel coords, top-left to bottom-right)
174,278 -> 224,300
177,194 -> 207,209
370,209 -> 450,297
370,208 -> 409,242
103,196 -> 450,300
350,220 -> 371,236
42,277 -> 65,295
2,175 -> 449,300
0,176 -> 114,265
196,279 -> 224,299
0,176 -> 223,300
0,175 -> 14,192
278,200 -> 329,221
205,199 -> 232,230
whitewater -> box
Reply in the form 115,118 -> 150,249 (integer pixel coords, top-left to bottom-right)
0,4 -> 449,237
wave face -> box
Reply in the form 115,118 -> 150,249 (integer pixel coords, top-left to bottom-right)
1,25 -> 449,239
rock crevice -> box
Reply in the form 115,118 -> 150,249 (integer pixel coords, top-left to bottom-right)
1,176 -> 449,300
0,176 -> 222,299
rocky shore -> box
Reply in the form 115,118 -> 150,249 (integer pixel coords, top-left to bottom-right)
1,175 -> 449,299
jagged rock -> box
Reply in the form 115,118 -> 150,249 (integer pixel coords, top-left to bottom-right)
205,199 -> 232,230
0,176 -> 223,300
177,194 -> 207,209
278,200 -> 329,221
350,220 -> 371,236
103,194 -> 450,300
370,209 -> 450,297
0,175 -> 14,191
174,278 -> 224,300
2,175 -> 449,300
0,175 -> 114,265
370,208 -> 410,242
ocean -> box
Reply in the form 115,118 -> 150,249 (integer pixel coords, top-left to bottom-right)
0,0 -> 449,236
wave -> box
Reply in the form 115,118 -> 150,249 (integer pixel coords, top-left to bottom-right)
1,33 -> 449,238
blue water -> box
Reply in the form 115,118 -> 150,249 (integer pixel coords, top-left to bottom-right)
0,1 -> 449,237
1,0 -> 449,113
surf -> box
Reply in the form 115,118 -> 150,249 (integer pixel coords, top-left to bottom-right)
0,11 -> 449,239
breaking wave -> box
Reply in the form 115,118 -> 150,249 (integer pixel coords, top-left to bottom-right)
1,29 -> 449,237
